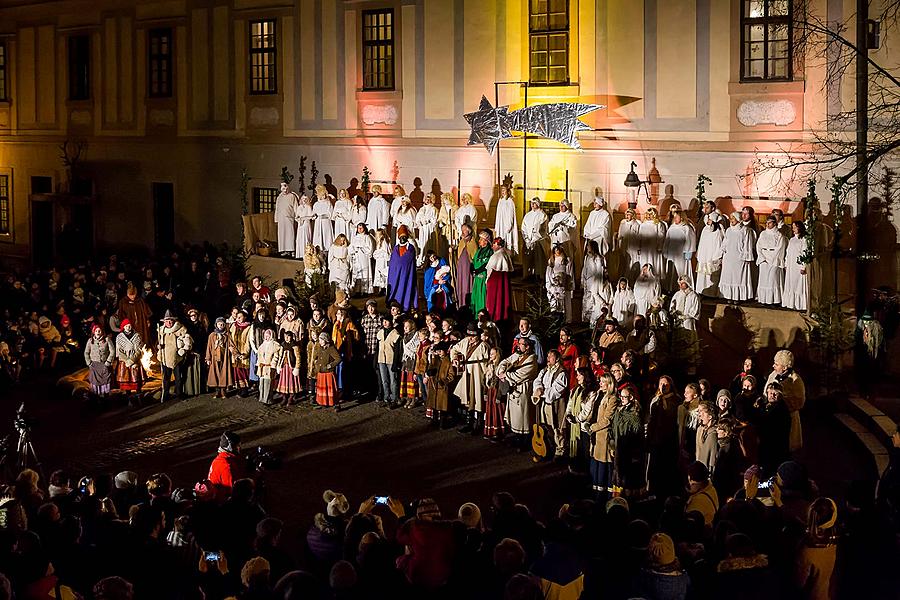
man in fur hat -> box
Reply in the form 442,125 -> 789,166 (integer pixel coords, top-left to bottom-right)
157,309 -> 193,403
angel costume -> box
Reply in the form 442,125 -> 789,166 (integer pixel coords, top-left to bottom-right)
782,235 -> 809,311
637,215 -> 667,279
582,253 -> 611,327
350,230 -> 375,294
438,196 -> 459,253
456,201 -> 477,232
372,235 -> 392,290
583,197 -> 613,257
312,195 -> 334,254
755,225 -> 787,305
612,279 -> 636,329
393,205 -> 417,242
274,187 -> 298,253
294,196 -> 314,258
695,212 -> 726,296
331,194 -> 353,241
618,213 -> 641,281
548,203 -> 578,257
349,201 -> 368,234
494,193 -> 520,256
670,280 -> 702,372
521,204 -> 549,279
366,193 -> 391,232
546,255 -> 574,320
633,266 -> 662,318
662,219 -> 697,290
415,201 -> 439,262
328,242 -> 351,292
719,216 -> 757,302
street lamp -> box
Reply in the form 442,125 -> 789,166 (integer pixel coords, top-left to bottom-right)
623,161 -> 649,210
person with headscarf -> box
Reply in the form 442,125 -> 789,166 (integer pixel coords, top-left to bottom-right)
312,331 -> 342,411
274,329 -> 303,404
485,237 -> 514,321
583,190 -> 612,258
756,215 -> 787,305
229,309 -> 252,396
612,277 -> 636,329
470,229 -> 493,315
386,225 -> 418,311
695,199 -> 727,296
720,211 -> 757,302
548,199 -> 578,260
493,185 -> 520,257
115,319 -> 144,396
415,193 -> 440,264
306,306 -> 331,399
521,197 -> 550,281
294,194 -> 315,259
633,263 -> 661,319
423,251 -> 454,313
84,324 -> 115,397
206,317 -> 234,398
255,328 -> 280,404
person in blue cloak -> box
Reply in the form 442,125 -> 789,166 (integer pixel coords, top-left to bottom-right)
423,250 -> 454,313
386,225 -> 419,311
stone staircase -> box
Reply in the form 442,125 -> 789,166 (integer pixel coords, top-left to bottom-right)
834,395 -> 895,478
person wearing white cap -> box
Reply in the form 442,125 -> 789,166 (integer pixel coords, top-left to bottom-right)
670,276 -> 701,374
521,197 -> 549,281
493,185 -> 520,257
274,181 -> 298,256
583,189 -> 612,258
756,215 -> 787,305
719,211 -> 757,302
548,199 -> 578,260
695,199 -> 727,296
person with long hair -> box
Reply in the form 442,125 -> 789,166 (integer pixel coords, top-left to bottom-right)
547,244 -> 574,320
783,220 -> 810,310
663,206 -> 697,291
612,277 -> 636,329
328,234 -> 352,294
610,384 -> 644,497
589,373 -> 618,500
719,211 -> 757,302
415,193 -> 439,264
695,200 -> 727,296
565,367 -> 598,473
350,224 -> 375,295
756,215 -> 787,305
646,375 -> 681,497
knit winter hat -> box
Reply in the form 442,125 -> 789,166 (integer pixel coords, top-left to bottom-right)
323,490 -> 349,517
647,532 -> 677,568
415,498 -> 442,521
776,460 -> 806,490
114,471 -> 138,489
458,502 -> 482,529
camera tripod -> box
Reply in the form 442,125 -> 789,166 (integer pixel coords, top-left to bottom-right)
15,424 -> 40,474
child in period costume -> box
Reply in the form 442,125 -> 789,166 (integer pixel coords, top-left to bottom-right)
328,234 -> 352,294
313,331 -> 342,411
206,317 -> 234,398
306,308 -> 331,399
229,310 -> 252,396
84,324 -> 115,397
373,228 -> 392,294
399,320 -> 420,409
115,319 -> 144,396
275,329 -> 303,405
413,329 -> 431,409
482,346 -> 505,441
256,328 -> 280,405
425,341 -> 455,428
331,307 -> 358,397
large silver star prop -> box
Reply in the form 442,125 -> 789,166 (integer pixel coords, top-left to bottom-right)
464,95 -> 604,154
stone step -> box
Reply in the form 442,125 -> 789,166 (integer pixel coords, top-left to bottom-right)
834,413 -> 890,477
846,395 -> 896,448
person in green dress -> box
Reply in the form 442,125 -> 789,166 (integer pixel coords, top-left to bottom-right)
470,229 -> 493,314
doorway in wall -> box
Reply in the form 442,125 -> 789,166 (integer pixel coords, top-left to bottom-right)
152,182 -> 175,252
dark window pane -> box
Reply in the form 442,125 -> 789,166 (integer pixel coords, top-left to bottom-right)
362,9 -> 395,90
741,0 -> 792,81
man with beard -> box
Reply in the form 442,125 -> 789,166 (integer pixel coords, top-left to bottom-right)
116,282 -> 153,347
157,310 -> 193,403
386,225 -> 418,312
182,307 -> 208,397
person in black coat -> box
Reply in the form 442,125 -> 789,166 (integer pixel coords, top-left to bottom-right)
755,382 -> 791,475
712,421 -> 746,501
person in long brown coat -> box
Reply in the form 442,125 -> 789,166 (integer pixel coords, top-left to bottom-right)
425,342 -> 455,428
206,317 -> 234,398
116,283 -> 153,347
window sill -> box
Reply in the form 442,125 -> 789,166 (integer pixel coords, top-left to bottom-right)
729,80 -> 805,95
525,84 -> 580,98
356,89 -> 401,101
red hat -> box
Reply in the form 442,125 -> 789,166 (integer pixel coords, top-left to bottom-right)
121,319 -> 132,328
60,316 -> 70,328
91,323 -> 103,333
397,225 -> 410,237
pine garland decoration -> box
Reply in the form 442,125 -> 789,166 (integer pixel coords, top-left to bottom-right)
298,156 -> 307,193
309,161 -> 319,192
239,168 -> 251,247
361,166 -> 371,196
694,174 -> 712,221
280,166 -> 294,185
798,179 -> 818,265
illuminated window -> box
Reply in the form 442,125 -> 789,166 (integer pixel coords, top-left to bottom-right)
0,43 -> 7,101
362,10 -> 394,91
149,28 -> 173,98
68,35 -> 91,100
253,187 -> 278,213
0,175 -> 9,235
741,0 -> 792,81
249,20 -> 277,94
529,0 -> 569,85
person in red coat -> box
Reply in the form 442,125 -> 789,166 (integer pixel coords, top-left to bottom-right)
558,326 -> 580,391
208,431 -> 244,502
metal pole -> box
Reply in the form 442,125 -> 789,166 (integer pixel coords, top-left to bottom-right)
495,82 -> 501,196
523,83 -> 528,215
458,169 -> 461,204
855,0 -> 868,312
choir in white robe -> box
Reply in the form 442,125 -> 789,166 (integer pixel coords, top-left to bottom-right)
328,243 -> 351,292
583,203 -> 613,257
548,209 -> 578,251
662,221 -> 697,290
494,195 -> 520,256
372,238 -> 392,290
274,190 -> 298,253
390,195 -> 406,223
366,195 -> 391,232
521,208 -> 550,279
312,197 -> 334,253
456,203 -> 477,231
294,199 -> 314,258
633,267 -> 662,318
393,206 -> 417,243
546,256 -> 574,320
612,279 -> 636,328
755,227 -> 787,305
618,216 -> 641,280
349,203 -> 368,233
331,196 -> 353,241
695,214 -> 726,296
415,204 -> 438,261
350,232 -> 375,294
782,236 -> 809,311
719,223 -> 757,302
637,219 -> 667,279
582,254 -> 612,326
670,283 -> 702,372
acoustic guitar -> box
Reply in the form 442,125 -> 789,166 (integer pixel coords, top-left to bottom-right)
531,422 -> 555,463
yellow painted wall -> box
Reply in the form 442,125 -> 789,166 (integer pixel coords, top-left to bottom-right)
607,0 -> 644,119
656,0 -> 696,119
424,0 -> 454,120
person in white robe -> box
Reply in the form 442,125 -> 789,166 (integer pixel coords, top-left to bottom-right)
521,197 -> 550,281
581,240 -> 610,327
670,276 -> 702,374
617,208 -> 641,282
546,245 -> 574,320
349,194 -> 368,235
452,325 -> 491,431
548,199 -> 578,260
719,212 -> 757,302
493,185 -> 520,257
438,192 -> 459,256
365,185 -> 391,232
274,182 -> 298,255
328,234 -> 351,293
771,208 -> 792,239
532,349 -> 569,457
583,191 -> 613,258
311,185 -> 334,256
695,201 -> 728,296
498,338 -> 540,439
350,224 -> 375,295
393,196 -> 417,244
389,184 -> 408,225
331,189 -> 353,241
782,221 -> 810,311
415,193 -> 439,265
294,194 -> 314,259
455,192 -> 478,233
612,277 -> 636,329
637,207 -> 667,280
755,215 -> 787,305
633,263 -> 661,318
662,207 -> 697,291
372,228 -> 392,292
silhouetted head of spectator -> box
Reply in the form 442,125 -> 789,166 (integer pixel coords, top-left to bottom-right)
93,576 -> 134,600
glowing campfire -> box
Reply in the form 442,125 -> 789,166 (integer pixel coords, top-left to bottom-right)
140,346 -> 158,376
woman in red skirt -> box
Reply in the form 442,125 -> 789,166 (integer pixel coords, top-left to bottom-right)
482,346 -> 506,441
312,331 -> 342,411
275,329 -> 303,405
485,237 -> 514,322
